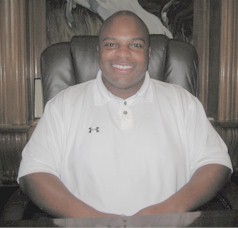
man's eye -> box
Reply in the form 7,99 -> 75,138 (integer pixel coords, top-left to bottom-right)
130,43 -> 143,48
105,43 -> 117,48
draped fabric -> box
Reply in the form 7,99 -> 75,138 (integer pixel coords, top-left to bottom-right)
66,0 -> 173,38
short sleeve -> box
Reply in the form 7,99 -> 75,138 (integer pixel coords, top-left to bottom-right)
17,99 -> 63,182
186,98 -> 233,175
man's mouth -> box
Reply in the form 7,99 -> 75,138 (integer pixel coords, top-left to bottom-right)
112,64 -> 133,70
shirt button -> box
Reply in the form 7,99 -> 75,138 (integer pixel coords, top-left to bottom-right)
123,110 -> 128,115
124,101 -> 127,105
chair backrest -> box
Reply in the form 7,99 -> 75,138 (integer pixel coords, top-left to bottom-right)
40,34 -> 198,105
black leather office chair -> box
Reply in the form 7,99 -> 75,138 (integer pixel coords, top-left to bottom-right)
1,34 -> 238,221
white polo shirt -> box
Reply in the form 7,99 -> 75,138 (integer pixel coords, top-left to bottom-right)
18,71 -> 232,216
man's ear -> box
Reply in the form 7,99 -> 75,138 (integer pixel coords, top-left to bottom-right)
149,47 -> 151,59
96,45 -> 99,56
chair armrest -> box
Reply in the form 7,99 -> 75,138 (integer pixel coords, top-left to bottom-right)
219,180 -> 238,210
1,188 -> 51,221
1,188 -> 30,221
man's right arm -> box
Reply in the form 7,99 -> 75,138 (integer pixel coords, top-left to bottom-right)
19,173 -> 116,218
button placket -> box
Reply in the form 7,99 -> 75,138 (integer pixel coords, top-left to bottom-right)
117,101 -> 133,129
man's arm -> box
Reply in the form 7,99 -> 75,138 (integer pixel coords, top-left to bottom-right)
136,164 -> 231,215
19,173 -> 117,218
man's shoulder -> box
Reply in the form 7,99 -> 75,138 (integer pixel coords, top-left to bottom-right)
62,79 -> 95,96
47,79 -> 96,107
150,78 -> 192,96
150,78 -> 198,107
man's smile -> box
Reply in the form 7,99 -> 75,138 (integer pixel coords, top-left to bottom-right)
112,64 -> 133,70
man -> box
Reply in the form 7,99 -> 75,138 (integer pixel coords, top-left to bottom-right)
18,10 -> 232,218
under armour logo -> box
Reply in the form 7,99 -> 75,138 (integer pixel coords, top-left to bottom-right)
89,127 -> 100,133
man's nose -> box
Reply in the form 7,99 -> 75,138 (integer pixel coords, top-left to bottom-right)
116,45 -> 131,58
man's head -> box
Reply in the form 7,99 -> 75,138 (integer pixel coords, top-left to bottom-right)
97,11 -> 151,99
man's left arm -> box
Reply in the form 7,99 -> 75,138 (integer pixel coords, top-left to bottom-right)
137,96 -> 232,215
137,164 -> 231,215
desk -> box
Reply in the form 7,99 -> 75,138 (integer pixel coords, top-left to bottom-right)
1,210 -> 238,227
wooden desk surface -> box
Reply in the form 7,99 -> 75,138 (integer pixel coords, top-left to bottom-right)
1,210 -> 238,227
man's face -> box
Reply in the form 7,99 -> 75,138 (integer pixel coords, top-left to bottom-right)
98,15 -> 150,99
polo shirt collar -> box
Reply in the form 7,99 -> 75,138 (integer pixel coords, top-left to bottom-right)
94,70 -> 153,106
